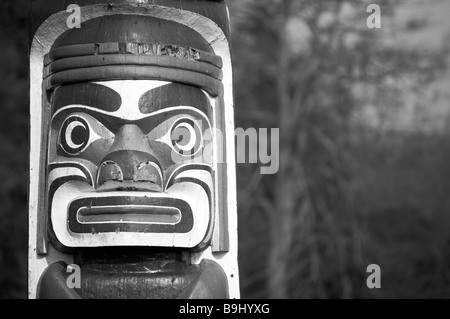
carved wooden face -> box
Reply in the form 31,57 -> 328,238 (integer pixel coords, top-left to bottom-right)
47,80 -> 215,249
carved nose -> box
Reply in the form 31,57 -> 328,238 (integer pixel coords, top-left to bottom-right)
96,125 -> 163,190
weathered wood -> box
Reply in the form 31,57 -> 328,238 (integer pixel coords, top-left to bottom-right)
29,0 -> 239,299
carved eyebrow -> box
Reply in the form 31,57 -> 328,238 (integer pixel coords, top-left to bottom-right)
52,83 -> 122,114
52,105 -> 210,135
138,83 -> 210,115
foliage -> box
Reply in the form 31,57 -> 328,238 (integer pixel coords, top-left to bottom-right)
229,0 -> 450,298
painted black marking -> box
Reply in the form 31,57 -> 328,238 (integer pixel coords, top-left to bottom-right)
53,83 -> 122,113
68,196 -> 193,234
166,164 -> 213,190
58,116 -> 90,155
138,83 -> 210,115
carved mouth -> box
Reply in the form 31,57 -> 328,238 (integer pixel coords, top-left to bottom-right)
77,205 -> 181,225
49,180 -> 211,249
68,196 -> 193,234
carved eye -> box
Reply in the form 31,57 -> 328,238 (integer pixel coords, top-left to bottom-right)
58,116 -> 91,156
170,118 -> 203,156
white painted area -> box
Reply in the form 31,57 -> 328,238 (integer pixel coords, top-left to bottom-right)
98,80 -> 170,119
30,3 -> 240,299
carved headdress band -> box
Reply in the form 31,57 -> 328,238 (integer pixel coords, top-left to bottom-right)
43,42 -> 223,97
43,15 -> 224,97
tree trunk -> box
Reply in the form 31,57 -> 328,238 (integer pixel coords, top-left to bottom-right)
267,0 -> 295,299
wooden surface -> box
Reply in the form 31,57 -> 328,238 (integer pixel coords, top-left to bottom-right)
29,0 -> 239,299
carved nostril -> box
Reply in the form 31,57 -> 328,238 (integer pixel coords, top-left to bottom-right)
134,161 -> 163,186
97,161 -> 123,186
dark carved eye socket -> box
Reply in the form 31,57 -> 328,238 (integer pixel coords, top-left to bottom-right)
59,116 -> 91,156
170,118 -> 203,156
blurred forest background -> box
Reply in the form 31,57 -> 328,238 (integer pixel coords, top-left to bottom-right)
1,0 -> 450,298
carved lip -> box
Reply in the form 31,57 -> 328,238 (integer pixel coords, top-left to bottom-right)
96,181 -> 163,192
68,196 -> 193,234
77,205 -> 181,225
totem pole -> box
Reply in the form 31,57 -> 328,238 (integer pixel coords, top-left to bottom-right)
29,0 -> 239,299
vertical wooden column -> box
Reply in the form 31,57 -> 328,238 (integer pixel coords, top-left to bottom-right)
29,0 -> 239,299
